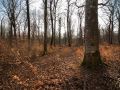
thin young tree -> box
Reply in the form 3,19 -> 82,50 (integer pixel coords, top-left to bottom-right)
1,17 -> 4,38
116,1 -> 120,44
43,0 -> 48,55
58,17 -> 61,46
26,0 -> 31,50
117,10 -> 120,44
49,0 -> 54,46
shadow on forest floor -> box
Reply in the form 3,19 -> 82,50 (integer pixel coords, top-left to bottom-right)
61,66 -> 120,90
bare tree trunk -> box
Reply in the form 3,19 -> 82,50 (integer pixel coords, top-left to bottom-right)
82,0 -> 103,67
13,21 -> 17,38
77,9 -> 84,46
66,0 -> 72,47
67,3 -> 70,46
53,9 -> 56,47
13,14 -> 17,38
26,0 -> 30,40
64,31 -> 67,45
11,0 -> 17,39
59,17 -> 61,46
26,0 -> 31,51
118,15 -> 120,44
110,15 -> 114,44
53,0 -> 59,46
50,0 -> 54,46
9,22 -> 13,46
79,19 -> 83,45
1,17 -> 4,38
68,17 -> 72,47
67,3 -> 71,47
43,0 -> 48,55
18,23 -> 21,39
108,20 -> 111,44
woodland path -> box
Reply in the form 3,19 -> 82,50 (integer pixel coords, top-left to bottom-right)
0,46 -> 120,90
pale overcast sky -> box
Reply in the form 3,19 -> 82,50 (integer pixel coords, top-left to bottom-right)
0,0 -> 114,35
31,0 -> 107,25
30,0 -> 108,35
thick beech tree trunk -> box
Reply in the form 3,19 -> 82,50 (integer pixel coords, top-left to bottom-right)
82,0 -> 103,67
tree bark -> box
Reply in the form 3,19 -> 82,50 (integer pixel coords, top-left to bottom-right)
26,0 -> 31,50
26,0 -> 30,40
59,17 -> 61,46
82,0 -> 103,67
110,15 -> 114,44
50,0 -> 54,46
43,0 -> 48,55
118,15 -> 120,44
67,0 -> 72,47
53,8 -> 56,47
0,21 -> 2,38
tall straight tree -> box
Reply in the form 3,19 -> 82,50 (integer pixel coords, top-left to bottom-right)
53,0 -> 59,46
43,0 -> 48,55
116,1 -> 120,44
1,17 -> 4,38
118,11 -> 120,44
66,0 -> 72,47
82,0 -> 103,67
26,0 -> 31,50
49,0 -> 54,46
58,17 -> 61,46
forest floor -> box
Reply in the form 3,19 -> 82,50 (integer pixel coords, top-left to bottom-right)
0,40 -> 120,90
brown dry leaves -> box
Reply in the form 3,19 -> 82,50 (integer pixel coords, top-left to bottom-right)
0,40 -> 120,90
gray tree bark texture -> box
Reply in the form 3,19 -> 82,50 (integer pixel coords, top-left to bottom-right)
82,0 -> 103,67
26,0 -> 31,51
26,0 -> 30,40
118,14 -> 120,44
50,0 -> 54,46
67,0 -> 72,47
43,0 -> 48,55
59,17 -> 61,46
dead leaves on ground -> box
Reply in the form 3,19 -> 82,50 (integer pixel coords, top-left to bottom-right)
0,41 -> 120,90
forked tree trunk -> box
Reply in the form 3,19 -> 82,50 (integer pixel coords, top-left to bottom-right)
82,0 -> 103,67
